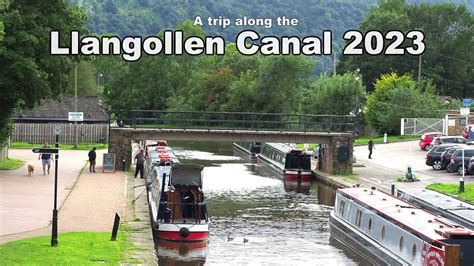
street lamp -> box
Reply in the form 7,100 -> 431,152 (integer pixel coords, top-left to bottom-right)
97,73 -> 104,90
354,70 -> 361,132
51,127 -> 61,246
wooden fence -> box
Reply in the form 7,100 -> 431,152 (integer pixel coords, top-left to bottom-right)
11,123 -> 109,144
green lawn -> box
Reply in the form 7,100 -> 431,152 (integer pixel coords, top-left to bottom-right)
0,232 -> 131,265
426,183 -> 474,204
10,142 -> 108,151
354,135 -> 419,146
0,158 -> 24,170
296,135 -> 419,150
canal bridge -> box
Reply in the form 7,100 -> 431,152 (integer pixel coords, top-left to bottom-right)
109,110 -> 356,175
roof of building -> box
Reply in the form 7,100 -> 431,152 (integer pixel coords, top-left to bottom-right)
12,96 -> 108,122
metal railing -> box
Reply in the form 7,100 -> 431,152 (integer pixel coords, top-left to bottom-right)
111,110 -> 355,133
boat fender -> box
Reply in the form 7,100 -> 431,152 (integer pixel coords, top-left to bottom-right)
180,227 -> 190,237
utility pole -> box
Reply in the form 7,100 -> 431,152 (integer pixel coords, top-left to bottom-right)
74,64 -> 78,148
333,52 -> 337,76
417,54 -> 422,84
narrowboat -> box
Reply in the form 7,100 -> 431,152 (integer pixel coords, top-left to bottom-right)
397,189 -> 474,230
233,142 -> 261,159
259,143 -> 312,181
147,163 -> 210,242
330,187 -> 474,265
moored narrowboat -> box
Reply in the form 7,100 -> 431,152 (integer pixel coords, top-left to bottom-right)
330,187 -> 474,265
148,163 -> 210,242
259,143 -> 312,181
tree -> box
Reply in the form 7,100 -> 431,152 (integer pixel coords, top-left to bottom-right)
301,72 -> 367,115
365,73 -> 444,134
338,0 -> 473,97
0,1 -> 87,143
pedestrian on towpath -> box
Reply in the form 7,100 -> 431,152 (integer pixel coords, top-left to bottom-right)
368,138 -> 375,159
134,149 -> 146,179
38,142 -> 52,175
88,147 -> 97,173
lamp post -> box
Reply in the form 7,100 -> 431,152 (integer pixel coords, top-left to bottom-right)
51,127 -> 61,246
97,72 -> 103,90
354,68 -> 361,133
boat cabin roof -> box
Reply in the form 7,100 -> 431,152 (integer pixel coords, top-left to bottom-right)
170,164 -> 203,187
339,188 -> 474,242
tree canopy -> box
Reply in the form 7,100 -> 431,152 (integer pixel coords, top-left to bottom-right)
365,73 -> 446,134
0,0 -> 87,143
338,0 -> 474,98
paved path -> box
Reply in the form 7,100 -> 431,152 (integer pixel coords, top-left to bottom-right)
0,148 -> 127,244
0,149 -> 86,236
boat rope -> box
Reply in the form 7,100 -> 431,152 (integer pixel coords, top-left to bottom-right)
132,188 -> 147,204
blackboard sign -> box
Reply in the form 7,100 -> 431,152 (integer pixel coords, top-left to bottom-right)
103,153 -> 116,173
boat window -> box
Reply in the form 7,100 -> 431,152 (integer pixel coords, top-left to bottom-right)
355,209 -> 362,227
368,218 -> 372,231
412,244 -> 417,261
381,226 -> 385,240
339,201 -> 345,216
399,236 -> 404,252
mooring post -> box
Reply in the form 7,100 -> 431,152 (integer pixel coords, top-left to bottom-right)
111,212 -> 120,241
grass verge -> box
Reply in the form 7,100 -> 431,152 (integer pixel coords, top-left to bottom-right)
0,158 -> 24,170
297,135 -> 419,150
338,171 -> 358,180
10,142 -> 108,150
354,135 -> 419,146
426,183 -> 474,204
0,231 -> 132,265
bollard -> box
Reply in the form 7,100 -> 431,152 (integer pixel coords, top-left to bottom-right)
383,133 -> 388,143
122,158 -> 126,171
111,213 -> 120,241
406,166 -> 414,182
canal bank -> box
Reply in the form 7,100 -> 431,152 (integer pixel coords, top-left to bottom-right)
123,169 -> 156,264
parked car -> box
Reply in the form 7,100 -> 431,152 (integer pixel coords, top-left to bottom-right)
419,132 -> 445,150
429,136 -> 468,149
464,124 -> 474,140
441,147 -> 461,172
468,157 -> 474,175
426,144 -> 460,170
447,147 -> 474,175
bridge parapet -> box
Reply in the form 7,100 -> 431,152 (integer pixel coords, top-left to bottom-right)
111,110 -> 355,133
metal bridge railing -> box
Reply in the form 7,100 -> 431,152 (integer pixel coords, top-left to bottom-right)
111,110 -> 355,133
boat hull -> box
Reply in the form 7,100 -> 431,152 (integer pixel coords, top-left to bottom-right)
157,223 -> 209,242
283,170 -> 312,181
329,212 -> 406,266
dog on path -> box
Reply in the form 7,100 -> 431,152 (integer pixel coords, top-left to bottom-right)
27,165 -> 34,176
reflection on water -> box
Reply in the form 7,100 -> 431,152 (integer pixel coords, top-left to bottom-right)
155,141 -> 359,265
156,240 -> 207,266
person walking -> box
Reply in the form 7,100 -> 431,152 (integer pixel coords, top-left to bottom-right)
368,138 -> 375,159
88,147 -> 97,173
38,142 -> 52,175
134,149 -> 146,179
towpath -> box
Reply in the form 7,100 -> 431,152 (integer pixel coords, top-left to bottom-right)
0,148 -> 126,244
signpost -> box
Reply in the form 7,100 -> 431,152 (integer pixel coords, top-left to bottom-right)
463,98 -> 472,107
32,127 -> 61,246
68,112 -> 83,122
103,153 -> 116,173
68,112 -> 82,148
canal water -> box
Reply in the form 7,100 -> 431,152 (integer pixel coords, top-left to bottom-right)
155,141 -> 362,265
